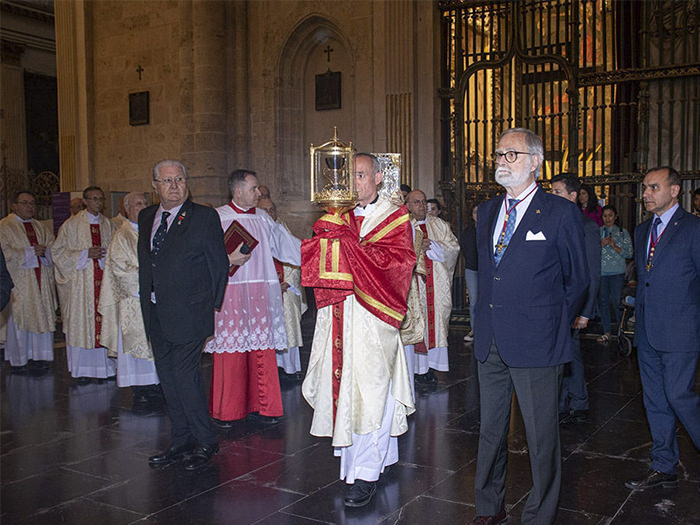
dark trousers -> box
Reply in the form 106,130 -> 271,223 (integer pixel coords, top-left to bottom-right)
150,303 -> 217,448
598,273 -> 625,334
475,343 -> 561,524
559,330 -> 589,413
637,338 -> 700,474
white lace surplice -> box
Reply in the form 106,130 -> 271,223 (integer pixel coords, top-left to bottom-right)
205,206 -> 301,354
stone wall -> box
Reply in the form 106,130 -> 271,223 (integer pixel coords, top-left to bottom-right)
59,0 -> 440,233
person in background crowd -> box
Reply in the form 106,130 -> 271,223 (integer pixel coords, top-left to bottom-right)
53,186 -> 116,384
99,192 -> 161,405
70,197 -> 86,216
406,190 -> 460,384
693,187 -> 700,217
0,191 -> 57,371
426,198 -> 442,218
460,202 -> 478,343
578,183 -> 603,226
597,204 -> 633,345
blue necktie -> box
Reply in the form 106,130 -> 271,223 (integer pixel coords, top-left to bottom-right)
151,211 -> 170,255
494,199 -> 519,265
650,216 -> 662,245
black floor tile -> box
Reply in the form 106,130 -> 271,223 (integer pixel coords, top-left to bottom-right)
2,324 -> 699,524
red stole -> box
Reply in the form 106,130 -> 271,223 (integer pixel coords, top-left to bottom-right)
419,223 -> 436,350
273,258 -> 284,284
21,221 -> 41,290
90,223 -> 103,348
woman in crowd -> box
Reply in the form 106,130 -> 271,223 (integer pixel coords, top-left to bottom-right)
579,183 -> 603,226
597,204 -> 633,344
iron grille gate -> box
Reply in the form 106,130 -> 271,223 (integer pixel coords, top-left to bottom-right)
439,0 -> 700,314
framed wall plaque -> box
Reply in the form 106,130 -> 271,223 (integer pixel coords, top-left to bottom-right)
315,70 -> 341,111
129,91 -> 150,126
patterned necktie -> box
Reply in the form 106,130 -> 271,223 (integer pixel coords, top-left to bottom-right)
151,211 -> 170,255
650,216 -> 662,246
494,199 -> 519,265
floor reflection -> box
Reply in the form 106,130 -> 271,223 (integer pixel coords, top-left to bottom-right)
1,320 -> 699,524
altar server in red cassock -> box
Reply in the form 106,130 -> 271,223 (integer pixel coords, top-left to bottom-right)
205,170 -> 301,425
302,153 -> 416,507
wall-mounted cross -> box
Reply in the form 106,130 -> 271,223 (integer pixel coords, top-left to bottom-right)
136,65 -> 144,80
324,44 -> 334,63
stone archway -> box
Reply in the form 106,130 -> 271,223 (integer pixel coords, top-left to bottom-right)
276,15 -> 354,235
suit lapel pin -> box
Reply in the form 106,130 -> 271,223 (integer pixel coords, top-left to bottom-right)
536,209 -> 541,214
177,211 -> 187,226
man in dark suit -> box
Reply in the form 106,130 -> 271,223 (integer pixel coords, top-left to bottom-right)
625,166 -> 700,492
472,129 -> 589,525
1,247 -> 13,311
551,173 -> 601,423
138,159 -> 229,471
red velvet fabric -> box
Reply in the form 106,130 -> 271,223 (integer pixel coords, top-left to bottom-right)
209,350 -> 283,421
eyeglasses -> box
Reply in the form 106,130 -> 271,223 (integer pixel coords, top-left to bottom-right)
85,196 -> 105,201
492,151 -> 532,164
155,177 -> 187,186
16,201 -> 36,206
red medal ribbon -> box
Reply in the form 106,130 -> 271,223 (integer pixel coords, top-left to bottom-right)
646,223 -> 666,271
21,221 -> 42,290
495,185 -> 538,254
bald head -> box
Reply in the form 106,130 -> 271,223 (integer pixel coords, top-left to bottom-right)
258,185 -> 271,199
406,190 -> 427,221
257,197 -> 278,221
123,192 -> 148,222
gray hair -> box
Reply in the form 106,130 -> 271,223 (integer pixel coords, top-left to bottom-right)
355,153 -> 381,175
228,169 -> 257,194
123,191 -> 147,209
153,159 -> 188,181
499,128 -> 544,179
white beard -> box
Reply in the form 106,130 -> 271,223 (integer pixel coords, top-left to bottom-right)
495,167 -> 531,189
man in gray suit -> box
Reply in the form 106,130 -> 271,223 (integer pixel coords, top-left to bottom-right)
551,173 -> 601,422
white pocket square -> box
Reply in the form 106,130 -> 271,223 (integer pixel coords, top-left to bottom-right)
526,230 -> 546,241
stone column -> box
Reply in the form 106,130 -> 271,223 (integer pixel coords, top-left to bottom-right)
54,0 -> 91,191
181,0 -> 228,205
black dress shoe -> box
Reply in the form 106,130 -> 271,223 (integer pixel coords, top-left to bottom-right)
148,443 -> 195,466
625,469 -> 678,490
472,508 -> 507,525
344,479 -> 377,507
184,443 -> 219,471
248,413 -> 280,425
213,418 -> 235,429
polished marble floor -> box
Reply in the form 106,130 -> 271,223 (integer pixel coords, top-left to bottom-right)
2,316 -> 699,525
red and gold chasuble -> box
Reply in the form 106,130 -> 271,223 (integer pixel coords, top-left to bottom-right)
418,222 -> 436,350
21,221 -> 41,290
90,224 -> 103,348
302,206 -> 415,422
